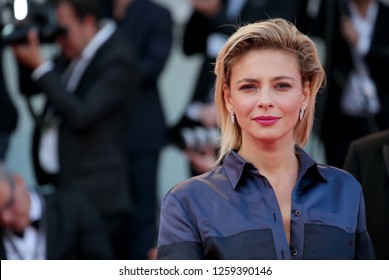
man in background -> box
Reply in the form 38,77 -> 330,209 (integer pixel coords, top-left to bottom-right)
108,0 -> 173,260
11,0 -> 140,259
343,129 -> 389,259
0,163 -> 114,259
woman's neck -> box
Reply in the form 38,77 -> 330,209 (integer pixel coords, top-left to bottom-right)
238,140 -> 298,178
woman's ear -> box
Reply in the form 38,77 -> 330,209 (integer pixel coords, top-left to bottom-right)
302,81 -> 311,106
223,83 -> 233,112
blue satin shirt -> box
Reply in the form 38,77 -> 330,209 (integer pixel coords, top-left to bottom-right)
157,146 -> 375,259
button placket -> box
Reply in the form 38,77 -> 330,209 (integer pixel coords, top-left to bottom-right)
290,208 -> 302,258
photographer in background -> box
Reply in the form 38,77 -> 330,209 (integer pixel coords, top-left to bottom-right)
10,0 -> 140,259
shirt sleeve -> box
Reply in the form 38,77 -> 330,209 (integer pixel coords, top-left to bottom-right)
157,192 -> 204,260
31,60 -> 55,81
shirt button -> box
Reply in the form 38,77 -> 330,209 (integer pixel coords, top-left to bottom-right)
291,248 -> 299,256
294,210 -> 302,216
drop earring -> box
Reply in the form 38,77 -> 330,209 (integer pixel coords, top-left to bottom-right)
229,110 -> 235,125
299,105 -> 306,121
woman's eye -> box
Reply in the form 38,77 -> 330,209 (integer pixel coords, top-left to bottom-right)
275,83 -> 291,89
239,84 -> 255,91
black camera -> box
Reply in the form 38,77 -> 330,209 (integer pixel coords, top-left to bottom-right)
1,0 -> 66,45
178,126 -> 220,152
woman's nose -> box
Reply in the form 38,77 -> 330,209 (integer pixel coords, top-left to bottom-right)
257,87 -> 274,109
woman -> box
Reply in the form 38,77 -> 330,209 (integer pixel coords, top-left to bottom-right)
157,18 -> 375,260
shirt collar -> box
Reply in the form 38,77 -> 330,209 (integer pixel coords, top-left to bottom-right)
223,146 -> 327,190
348,0 -> 378,47
349,0 -> 378,25
81,19 -> 116,61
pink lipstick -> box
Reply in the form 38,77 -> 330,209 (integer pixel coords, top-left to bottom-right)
253,116 -> 280,126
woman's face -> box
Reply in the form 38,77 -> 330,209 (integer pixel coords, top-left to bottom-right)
224,49 -> 310,146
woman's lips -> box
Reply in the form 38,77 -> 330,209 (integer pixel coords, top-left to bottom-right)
253,116 -> 280,126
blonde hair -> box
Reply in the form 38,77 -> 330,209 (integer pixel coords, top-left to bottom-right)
214,18 -> 325,164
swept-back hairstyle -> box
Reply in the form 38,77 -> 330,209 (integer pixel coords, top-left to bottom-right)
214,18 -> 325,164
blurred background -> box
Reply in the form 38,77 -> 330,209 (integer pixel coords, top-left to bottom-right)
1,0 -> 204,199
3,0 -> 389,200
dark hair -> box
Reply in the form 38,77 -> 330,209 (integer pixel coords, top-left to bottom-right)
54,0 -> 101,20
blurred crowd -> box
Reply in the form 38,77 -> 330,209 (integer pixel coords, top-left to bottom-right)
1,0 -> 389,260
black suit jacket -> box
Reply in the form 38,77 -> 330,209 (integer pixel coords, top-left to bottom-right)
0,41 -> 18,134
119,0 -> 173,153
0,188 -> 114,259
20,26 -> 140,217
343,129 -> 389,260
